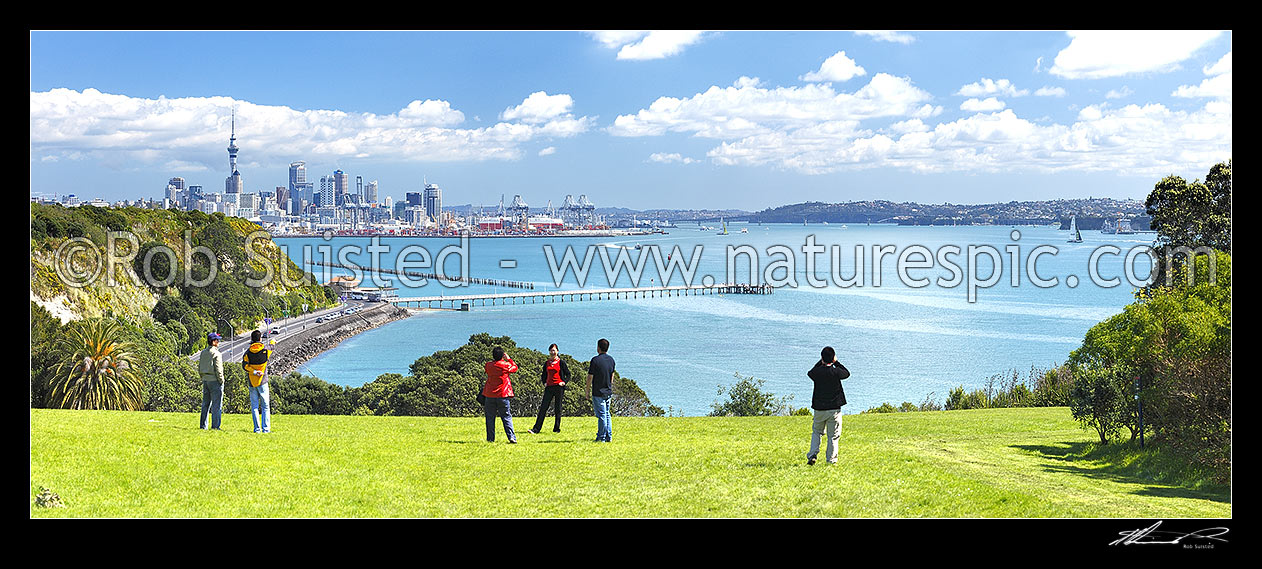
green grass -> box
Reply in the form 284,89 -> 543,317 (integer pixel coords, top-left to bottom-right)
30,407 -> 1230,517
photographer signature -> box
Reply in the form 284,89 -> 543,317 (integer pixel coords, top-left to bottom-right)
1110,521 -> 1229,546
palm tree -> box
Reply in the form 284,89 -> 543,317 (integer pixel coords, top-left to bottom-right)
50,318 -> 144,410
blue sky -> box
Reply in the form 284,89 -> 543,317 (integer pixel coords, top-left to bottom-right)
30,31 -> 1232,211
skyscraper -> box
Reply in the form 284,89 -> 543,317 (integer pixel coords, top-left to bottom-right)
424,183 -> 442,222
333,169 -> 349,205
366,180 -> 379,204
288,161 -> 314,215
319,175 -> 336,207
225,110 -> 243,194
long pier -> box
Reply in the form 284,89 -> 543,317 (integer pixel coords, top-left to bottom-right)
392,283 -> 773,310
307,260 -> 535,290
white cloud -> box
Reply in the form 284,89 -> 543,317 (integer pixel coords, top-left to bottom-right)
609,74 -> 933,139
648,152 -> 697,164
1105,87 -> 1133,99
587,31 -> 649,49
397,99 -> 465,126
538,146 -> 556,156
1049,30 -> 1223,79
960,97 -> 1006,112
854,31 -> 915,44
1034,86 -> 1066,97
500,91 -> 575,124
957,78 -> 1027,98
29,88 -> 594,169
704,102 -> 1230,177
1174,51 -> 1232,101
1173,73 -> 1232,101
801,51 -> 867,82
1204,51 -> 1231,76
589,30 -> 708,60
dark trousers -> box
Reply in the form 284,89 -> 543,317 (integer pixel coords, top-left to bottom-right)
483,397 -> 515,442
533,385 -> 565,432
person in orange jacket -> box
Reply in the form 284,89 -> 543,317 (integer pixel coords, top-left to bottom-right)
241,330 -> 272,433
482,346 -> 518,443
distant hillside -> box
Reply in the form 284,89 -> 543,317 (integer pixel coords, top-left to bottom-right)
747,198 -> 1150,226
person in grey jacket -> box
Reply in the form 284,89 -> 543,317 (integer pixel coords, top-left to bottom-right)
198,332 -> 225,430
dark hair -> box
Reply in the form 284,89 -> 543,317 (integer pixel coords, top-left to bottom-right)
821,346 -> 835,362
548,343 -> 558,351
492,346 -> 506,361
597,338 -> 610,353
251,330 -> 262,342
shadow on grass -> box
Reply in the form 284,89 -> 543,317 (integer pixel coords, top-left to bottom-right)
1013,442 -> 1230,504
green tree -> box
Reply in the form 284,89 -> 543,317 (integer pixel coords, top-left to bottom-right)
30,302 -> 67,407
1144,160 -> 1231,288
50,318 -> 145,410
1068,364 -> 1126,445
709,373 -> 792,416
1070,251 -> 1230,476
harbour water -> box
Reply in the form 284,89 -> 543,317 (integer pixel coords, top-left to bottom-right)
281,223 -> 1156,415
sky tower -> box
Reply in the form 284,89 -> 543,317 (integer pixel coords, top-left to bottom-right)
225,109 -> 243,194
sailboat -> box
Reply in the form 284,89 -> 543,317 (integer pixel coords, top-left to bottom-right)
716,217 -> 729,235
1067,214 -> 1083,243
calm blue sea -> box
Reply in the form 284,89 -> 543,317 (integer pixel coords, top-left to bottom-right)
279,223 -> 1157,415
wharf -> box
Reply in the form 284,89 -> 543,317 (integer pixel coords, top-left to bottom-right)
392,283 -> 773,310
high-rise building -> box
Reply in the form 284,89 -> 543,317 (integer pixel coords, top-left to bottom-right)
165,184 -> 184,207
225,110 -> 243,194
275,186 -> 289,213
319,175 -> 336,207
333,169 -> 349,205
168,177 -> 186,191
406,192 -> 423,207
366,180 -> 379,204
424,183 -> 442,222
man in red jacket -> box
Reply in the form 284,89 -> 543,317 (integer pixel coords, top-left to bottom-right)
483,346 -> 518,443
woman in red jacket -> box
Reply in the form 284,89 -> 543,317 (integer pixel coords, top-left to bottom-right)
483,346 -> 518,443
529,343 -> 572,434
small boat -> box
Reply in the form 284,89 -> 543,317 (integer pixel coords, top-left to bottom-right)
740,227 -> 748,234
716,218 -> 729,236
633,243 -> 642,250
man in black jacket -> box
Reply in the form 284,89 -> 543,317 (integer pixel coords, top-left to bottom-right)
806,346 -> 850,465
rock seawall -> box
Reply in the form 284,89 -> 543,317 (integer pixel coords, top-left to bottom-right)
267,302 -> 412,377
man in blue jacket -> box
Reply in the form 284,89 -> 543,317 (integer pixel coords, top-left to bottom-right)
806,346 -> 850,465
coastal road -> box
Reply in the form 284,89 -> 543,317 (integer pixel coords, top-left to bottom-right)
189,301 -> 366,364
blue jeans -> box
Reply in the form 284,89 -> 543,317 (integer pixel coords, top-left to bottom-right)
592,396 -> 612,442
249,383 -> 271,433
483,397 -> 516,442
200,381 -> 223,429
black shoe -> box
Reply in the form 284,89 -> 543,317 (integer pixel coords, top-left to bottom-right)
807,457 -> 817,466
553,429 -> 561,433
527,429 -> 539,434
508,439 -> 517,444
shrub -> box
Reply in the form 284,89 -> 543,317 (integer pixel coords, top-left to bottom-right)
1068,364 -> 1126,445
862,402 -> 898,414
709,373 -> 792,416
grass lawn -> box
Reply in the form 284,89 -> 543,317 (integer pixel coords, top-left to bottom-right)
30,407 -> 1230,517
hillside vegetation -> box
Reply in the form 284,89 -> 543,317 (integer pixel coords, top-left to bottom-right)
30,203 -> 334,334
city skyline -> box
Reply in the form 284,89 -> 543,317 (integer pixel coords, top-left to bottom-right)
30,31 -> 1232,210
